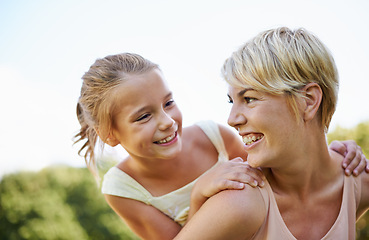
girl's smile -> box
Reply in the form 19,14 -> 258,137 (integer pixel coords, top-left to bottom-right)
154,131 -> 178,145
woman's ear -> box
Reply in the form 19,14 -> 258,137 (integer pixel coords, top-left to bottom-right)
301,82 -> 323,122
94,127 -> 120,147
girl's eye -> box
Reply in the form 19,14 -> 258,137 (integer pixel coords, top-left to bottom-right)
136,113 -> 150,122
244,97 -> 256,104
228,98 -> 233,104
165,99 -> 175,107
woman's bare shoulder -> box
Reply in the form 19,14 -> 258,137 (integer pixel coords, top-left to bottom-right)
176,186 -> 266,239
208,185 -> 266,223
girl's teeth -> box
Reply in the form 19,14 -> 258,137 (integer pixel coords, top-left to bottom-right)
243,135 -> 262,145
157,133 -> 175,144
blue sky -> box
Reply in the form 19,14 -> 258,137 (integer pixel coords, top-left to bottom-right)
1,0 -> 368,176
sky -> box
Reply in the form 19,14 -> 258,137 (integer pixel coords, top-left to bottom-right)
0,0 -> 368,177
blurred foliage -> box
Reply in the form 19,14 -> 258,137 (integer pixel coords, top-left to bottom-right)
0,166 -> 139,240
328,121 -> 369,157
328,120 -> 369,240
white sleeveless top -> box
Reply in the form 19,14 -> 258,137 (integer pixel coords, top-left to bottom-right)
101,121 -> 229,226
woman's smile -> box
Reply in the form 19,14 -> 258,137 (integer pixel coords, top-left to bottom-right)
242,133 -> 264,146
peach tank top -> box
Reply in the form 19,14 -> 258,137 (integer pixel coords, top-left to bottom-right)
251,175 -> 361,240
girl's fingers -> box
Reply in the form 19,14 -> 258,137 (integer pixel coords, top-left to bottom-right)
352,154 -> 366,176
330,140 -> 346,156
342,145 -> 356,170
217,159 -> 266,188
218,179 -> 246,190
228,164 -> 265,187
344,154 -> 359,176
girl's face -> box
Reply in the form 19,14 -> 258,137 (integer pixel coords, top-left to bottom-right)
111,69 -> 183,160
227,84 -> 302,168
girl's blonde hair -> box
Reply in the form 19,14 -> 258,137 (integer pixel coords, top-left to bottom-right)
222,27 -> 339,132
74,53 -> 158,180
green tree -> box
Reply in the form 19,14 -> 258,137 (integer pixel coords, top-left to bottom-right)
0,167 -> 139,240
328,121 -> 369,156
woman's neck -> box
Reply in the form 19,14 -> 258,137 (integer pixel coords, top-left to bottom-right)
264,133 -> 341,200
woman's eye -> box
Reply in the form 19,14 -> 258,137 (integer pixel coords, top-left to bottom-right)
244,97 -> 256,103
228,98 -> 233,104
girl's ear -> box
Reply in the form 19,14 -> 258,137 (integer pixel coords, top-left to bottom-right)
105,135 -> 120,147
301,82 -> 323,122
94,128 -> 120,147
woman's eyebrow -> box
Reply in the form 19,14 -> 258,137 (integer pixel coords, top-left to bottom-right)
238,88 -> 255,96
227,88 -> 255,100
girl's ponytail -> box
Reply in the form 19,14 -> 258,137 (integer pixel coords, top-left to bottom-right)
74,102 -> 100,181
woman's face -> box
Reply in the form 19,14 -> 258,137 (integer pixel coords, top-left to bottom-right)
110,69 -> 183,160
227,84 -> 302,168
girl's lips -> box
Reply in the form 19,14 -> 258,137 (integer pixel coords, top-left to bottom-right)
155,132 -> 177,145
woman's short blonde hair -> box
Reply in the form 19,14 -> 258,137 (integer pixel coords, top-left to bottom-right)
222,27 -> 339,132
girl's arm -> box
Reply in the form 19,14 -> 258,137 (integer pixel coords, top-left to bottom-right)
104,194 -> 181,240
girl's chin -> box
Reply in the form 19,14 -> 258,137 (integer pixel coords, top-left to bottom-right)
157,146 -> 183,159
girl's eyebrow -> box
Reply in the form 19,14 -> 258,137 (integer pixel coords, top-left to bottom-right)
164,92 -> 173,99
132,106 -> 149,116
131,91 -> 174,117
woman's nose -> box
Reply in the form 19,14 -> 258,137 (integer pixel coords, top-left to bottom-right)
227,104 -> 246,130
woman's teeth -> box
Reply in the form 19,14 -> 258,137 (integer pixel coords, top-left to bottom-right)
243,135 -> 262,145
156,133 -> 176,144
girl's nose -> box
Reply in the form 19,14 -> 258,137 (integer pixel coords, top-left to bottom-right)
158,111 -> 175,131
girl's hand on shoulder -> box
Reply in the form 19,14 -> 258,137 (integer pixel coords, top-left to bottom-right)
188,157 -> 265,221
329,140 -> 369,176
194,157 -> 265,200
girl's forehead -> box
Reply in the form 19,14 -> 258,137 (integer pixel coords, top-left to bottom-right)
112,70 -> 171,106
124,69 -> 168,89
112,71 -> 163,94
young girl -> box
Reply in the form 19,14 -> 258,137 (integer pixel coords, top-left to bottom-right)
74,53 -> 367,239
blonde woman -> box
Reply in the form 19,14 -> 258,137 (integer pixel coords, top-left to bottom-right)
175,27 -> 369,240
